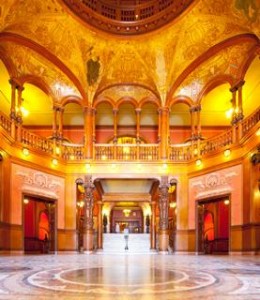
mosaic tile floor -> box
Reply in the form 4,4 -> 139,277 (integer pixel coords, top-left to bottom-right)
0,253 -> 259,299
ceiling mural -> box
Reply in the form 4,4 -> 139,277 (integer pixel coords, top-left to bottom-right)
175,41 -> 257,101
2,42 -> 81,101
0,0 -> 259,125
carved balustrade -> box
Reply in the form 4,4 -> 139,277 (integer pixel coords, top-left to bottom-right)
61,144 -> 85,160
242,107 -> 260,136
168,144 -> 192,162
21,128 -> 54,154
0,107 -> 259,162
94,143 -> 159,161
200,129 -> 233,155
0,112 -> 11,134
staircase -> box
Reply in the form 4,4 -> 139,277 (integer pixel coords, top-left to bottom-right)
102,233 -> 152,254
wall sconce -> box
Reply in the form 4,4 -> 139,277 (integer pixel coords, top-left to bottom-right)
224,199 -> 230,205
22,148 -> 30,156
196,159 -> 202,166
170,202 -> 177,208
224,149 -> 231,157
55,147 -> 61,155
23,198 -> 29,204
162,163 -> 168,169
77,200 -> 85,208
52,158 -> 58,166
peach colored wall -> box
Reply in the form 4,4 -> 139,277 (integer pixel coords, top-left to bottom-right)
11,163 -> 65,229
28,126 -> 227,145
188,164 -> 243,229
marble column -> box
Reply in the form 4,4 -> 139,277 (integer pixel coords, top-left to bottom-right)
159,176 -> 169,252
57,107 -> 64,141
150,200 -> 156,250
237,80 -> 245,140
159,107 -> 169,160
9,79 -> 17,139
84,107 -> 94,159
97,200 -> 103,250
83,175 -> 95,252
16,85 -> 24,142
230,85 -> 237,143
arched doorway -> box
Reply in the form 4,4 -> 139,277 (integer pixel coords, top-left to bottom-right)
23,195 -> 56,254
197,196 -> 230,254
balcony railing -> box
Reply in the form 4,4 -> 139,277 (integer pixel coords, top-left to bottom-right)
0,112 -> 11,134
0,107 -> 259,163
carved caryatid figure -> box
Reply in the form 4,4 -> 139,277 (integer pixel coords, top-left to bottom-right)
83,175 -> 95,230
159,176 -> 169,231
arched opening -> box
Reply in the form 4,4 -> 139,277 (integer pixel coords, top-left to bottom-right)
140,102 -> 158,143
200,83 -> 231,139
95,101 -> 114,143
0,60 -> 11,116
243,57 -> 260,117
63,102 -> 84,144
169,102 -> 191,144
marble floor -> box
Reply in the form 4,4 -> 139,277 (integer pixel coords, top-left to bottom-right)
0,253 -> 259,300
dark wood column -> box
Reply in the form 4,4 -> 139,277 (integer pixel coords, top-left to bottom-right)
83,175 -> 95,252
158,176 -> 169,252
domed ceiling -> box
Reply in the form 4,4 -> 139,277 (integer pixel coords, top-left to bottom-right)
0,0 -> 259,127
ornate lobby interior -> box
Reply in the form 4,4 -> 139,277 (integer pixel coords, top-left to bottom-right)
0,0 -> 259,299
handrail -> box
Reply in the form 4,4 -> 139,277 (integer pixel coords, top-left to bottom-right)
21,128 -> 54,154
0,107 -> 259,162
0,111 -> 11,134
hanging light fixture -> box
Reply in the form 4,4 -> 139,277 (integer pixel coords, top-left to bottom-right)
123,209 -> 131,217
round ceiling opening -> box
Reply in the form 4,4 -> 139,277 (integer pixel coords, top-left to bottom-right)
62,0 -> 195,35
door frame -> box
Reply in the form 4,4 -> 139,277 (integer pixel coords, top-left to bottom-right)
22,193 -> 57,254
195,194 -> 231,255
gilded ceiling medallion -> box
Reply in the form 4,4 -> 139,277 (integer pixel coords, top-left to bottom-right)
62,0 -> 195,35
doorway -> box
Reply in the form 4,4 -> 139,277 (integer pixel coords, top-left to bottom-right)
197,196 -> 230,254
23,195 -> 56,254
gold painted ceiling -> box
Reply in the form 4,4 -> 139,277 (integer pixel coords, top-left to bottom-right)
0,0 -> 259,126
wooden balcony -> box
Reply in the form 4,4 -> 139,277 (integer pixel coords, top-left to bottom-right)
0,107 -> 259,163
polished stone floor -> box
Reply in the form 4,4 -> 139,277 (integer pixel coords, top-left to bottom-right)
0,253 -> 259,300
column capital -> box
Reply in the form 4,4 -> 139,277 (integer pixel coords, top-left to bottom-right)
189,104 -> 201,113
113,108 -> 119,114
84,106 -> 94,115
135,108 -> 142,114
230,80 -> 245,92
158,107 -> 170,114
9,78 -> 21,89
